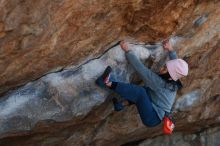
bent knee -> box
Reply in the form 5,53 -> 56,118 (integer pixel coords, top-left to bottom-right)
137,88 -> 147,97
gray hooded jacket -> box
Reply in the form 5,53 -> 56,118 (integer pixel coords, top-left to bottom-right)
126,50 -> 178,120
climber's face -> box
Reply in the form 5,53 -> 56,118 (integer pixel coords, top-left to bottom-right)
159,65 -> 168,75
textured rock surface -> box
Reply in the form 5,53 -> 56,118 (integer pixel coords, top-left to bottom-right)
0,0 -> 196,95
0,0 -> 220,146
138,127 -> 220,146
0,44 -> 152,135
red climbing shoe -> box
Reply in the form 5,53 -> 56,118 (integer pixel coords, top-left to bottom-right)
163,116 -> 175,134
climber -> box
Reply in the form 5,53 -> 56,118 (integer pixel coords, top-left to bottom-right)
95,39 -> 188,134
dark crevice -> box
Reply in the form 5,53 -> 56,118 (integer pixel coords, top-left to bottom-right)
121,139 -> 145,146
0,40 -> 122,97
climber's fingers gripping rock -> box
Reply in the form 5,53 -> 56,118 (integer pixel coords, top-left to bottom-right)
120,41 -> 129,52
162,39 -> 173,51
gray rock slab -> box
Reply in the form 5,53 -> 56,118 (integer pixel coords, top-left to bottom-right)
0,43 -> 161,135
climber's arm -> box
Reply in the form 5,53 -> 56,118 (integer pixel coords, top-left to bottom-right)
125,51 -> 165,90
168,51 -> 178,60
163,39 -> 178,60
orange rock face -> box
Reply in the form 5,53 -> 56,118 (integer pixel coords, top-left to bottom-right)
0,0 -> 195,95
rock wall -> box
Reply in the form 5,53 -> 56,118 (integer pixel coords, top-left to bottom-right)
0,43 -> 152,136
0,0 -> 196,95
137,127 -> 220,146
0,0 -> 220,146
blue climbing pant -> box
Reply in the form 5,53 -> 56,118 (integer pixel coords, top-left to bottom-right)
112,82 -> 161,127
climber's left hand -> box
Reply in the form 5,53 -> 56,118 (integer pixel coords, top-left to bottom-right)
120,41 -> 129,52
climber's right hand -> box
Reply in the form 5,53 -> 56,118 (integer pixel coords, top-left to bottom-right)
162,39 -> 173,51
120,41 -> 129,52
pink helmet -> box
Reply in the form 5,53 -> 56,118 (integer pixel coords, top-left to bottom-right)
166,59 -> 189,81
